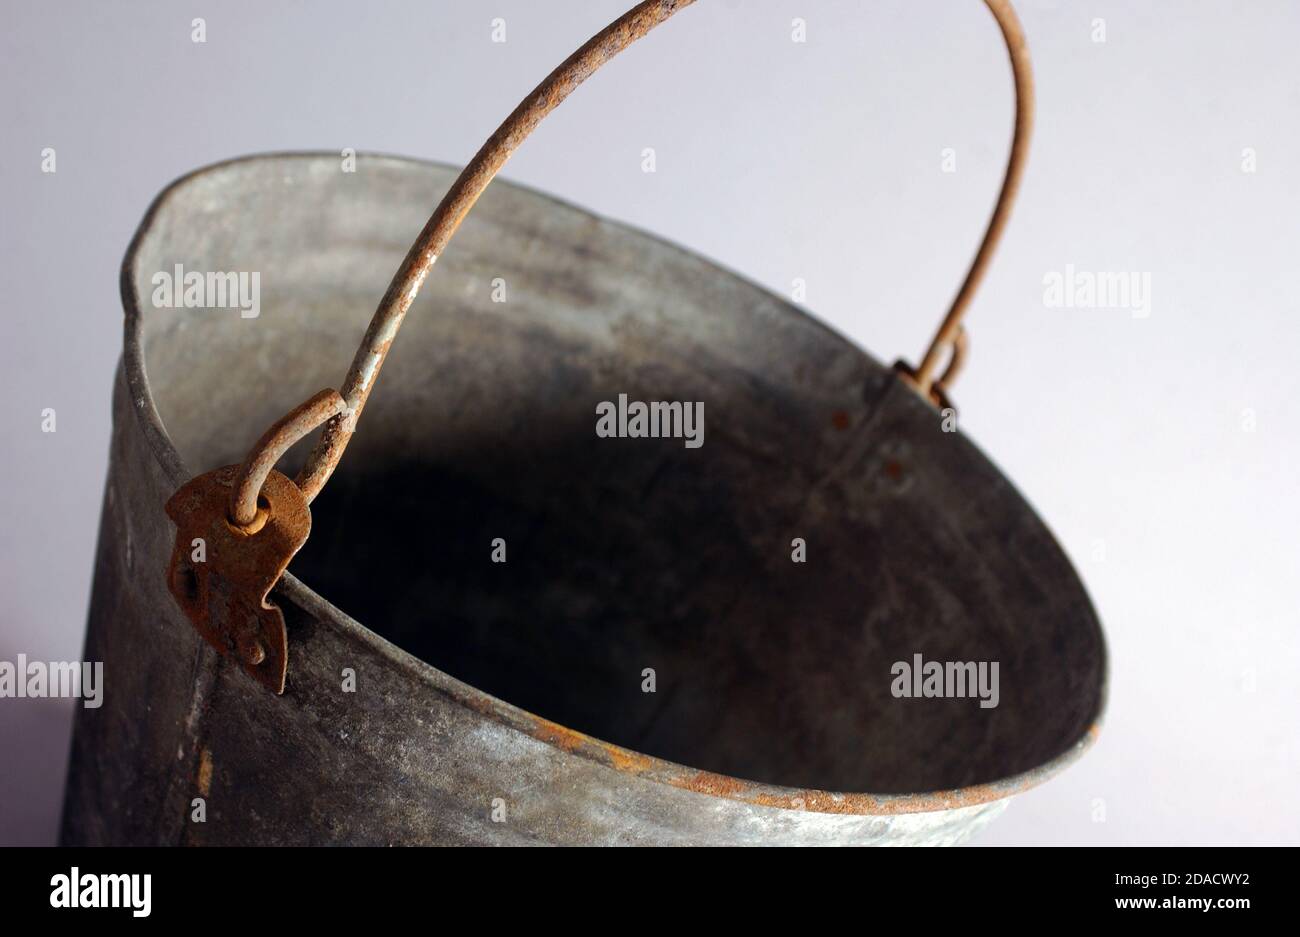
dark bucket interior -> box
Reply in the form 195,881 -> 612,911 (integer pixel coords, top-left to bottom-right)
139,155 -> 1105,796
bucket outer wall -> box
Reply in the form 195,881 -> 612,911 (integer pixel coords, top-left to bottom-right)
60,154 -> 1103,846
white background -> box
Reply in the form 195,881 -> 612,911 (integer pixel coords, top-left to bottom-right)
1,0 -> 1296,845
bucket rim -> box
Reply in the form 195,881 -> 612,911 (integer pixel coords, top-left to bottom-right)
121,150 -> 1107,818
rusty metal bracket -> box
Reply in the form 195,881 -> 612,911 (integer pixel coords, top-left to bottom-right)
165,466 -> 311,694
164,389 -> 340,693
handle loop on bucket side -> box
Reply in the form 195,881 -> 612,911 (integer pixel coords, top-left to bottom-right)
271,0 -> 1031,508
895,0 -> 1033,406
229,389 -> 346,527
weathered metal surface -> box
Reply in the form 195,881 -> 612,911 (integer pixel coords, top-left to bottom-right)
61,153 -> 1106,846
165,466 -> 310,693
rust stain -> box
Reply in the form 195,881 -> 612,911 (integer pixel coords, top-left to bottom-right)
530,717 -> 586,753
495,697 -> 1104,816
831,410 -> 851,431
751,791 -> 862,814
603,743 -> 655,769
197,748 -> 213,797
598,740 -> 654,774
678,772 -> 747,798
524,716 -> 653,773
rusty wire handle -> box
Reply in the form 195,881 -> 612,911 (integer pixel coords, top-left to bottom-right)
229,389 -> 346,527
232,0 -> 1032,517
897,0 -> 1033,402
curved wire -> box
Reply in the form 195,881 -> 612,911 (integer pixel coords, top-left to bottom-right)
279,0 -> 1031,504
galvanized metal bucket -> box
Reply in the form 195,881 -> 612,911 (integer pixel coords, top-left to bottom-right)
62,1 -> 1106,846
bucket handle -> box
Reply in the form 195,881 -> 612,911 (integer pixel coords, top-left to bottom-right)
227,0 -> 1033,527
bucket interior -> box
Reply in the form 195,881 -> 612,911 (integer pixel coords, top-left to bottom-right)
134,155 -> 1105,795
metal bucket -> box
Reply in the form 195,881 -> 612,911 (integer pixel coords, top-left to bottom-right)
61,151 -> 1105,846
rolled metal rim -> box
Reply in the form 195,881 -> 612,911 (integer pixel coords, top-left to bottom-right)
121,151 -> 1108,818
